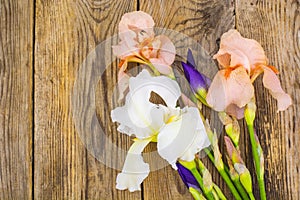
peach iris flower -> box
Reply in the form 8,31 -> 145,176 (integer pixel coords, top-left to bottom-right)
113,11 -> 176,75
206,29 -> 292,118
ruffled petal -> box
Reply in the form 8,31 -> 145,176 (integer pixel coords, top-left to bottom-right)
112,31 -> 139,59
118,11 -> 155,38
116,138 -> 152,192
207,67 -> 254,111
156,35 -> 176,66
213,29 -> 267,71
111,99 -> 165,138
129,69 -> 181,108
262,66 -> 292,111
111,70 -> 181,138
148,35 -> 176,75
157,107 -> 210,169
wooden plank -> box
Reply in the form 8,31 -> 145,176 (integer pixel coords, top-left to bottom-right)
139,0 -> 235,199
34,0 -> 140,199
0,0 -> 33,199
236,0 -> 300,199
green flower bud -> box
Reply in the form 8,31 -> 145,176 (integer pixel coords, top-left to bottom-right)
189,187 -> 206,200
234,163 -> 253,194
245,100 -> 256,126
179,160 -> 197,170
202,169 -> 213,191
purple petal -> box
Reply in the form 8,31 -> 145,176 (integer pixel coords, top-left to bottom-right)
203,75 -> 211,87
181,62 -> 209,92
187,48 -> 196,67
176,162 -> 200,190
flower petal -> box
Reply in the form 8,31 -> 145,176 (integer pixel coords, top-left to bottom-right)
181,62 -> 209,92
181,93 -> 197,107
112,31 -> 139,59
225,104 -> 245,119
206,71 -> 227,111
118,11 -> 155,38
149,35 -> 176,75
262,66 -> 292,111
213,29 -> 267,71
207,67 -> 254,111
111,100 -> 165,138
149,58 -> 173,75
117,63 -> 130,102
157,107 -> 210,169
116,138 -> 152,192
187,48 -> 196,68
129,69 -> 181,108
157,35 -> 176,66
227,67 -> 254,108
176,162 -> 200,190
111,70 -> 181,138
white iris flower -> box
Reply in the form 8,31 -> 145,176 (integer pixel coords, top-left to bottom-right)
111,70 -> 210,192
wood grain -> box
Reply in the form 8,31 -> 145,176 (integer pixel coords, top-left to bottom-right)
0,1 -> 33,199
34,0 -> 139,199
0,0 -> 299,199
140,0 -> 235,199
236,0 -> 300,199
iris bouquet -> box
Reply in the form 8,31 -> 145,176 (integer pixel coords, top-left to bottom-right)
110,11 -> 292,200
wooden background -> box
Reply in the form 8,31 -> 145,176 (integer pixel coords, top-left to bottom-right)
0,0 -> 299,199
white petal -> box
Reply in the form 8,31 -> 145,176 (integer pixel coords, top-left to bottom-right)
157,107 -> 210,168
129,70 -> 181,108
111,70 -> 181,139
111,103 -> 165,138
116,138 -> 152,192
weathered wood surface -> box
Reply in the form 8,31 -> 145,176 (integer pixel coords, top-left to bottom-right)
0,0 -> 299,199
236,1 -> 300,199
0,1 -> 33,199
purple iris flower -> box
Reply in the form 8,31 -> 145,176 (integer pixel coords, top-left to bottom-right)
181,49 -> 211,93
176,162 -> 200,190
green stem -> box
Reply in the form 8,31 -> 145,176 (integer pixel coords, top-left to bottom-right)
231,178 -> 250,200
189,187 -> 207,200
196,159 -> 227,200
190,168 -> 215,200
249,192 -> 256,200
147,62 -> 161,76
204,149 -> 242,200
219,169 -> 242,200
223,165 -> 250,200
247,124 -> 266,200
211,189 -> 220,200
213,184 -> 227,200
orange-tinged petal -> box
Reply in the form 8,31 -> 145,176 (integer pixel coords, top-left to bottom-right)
206,70 -> 228,111
207,67 -> 254,112
214,53 -> 231,69
119,11 -> 155,39
112,32 -> 139,59
262,66 -> 292,111
148,35 -> 176,75
213,29 -> 268,72
156,35 -> 176,66
226,67 -> 254,108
